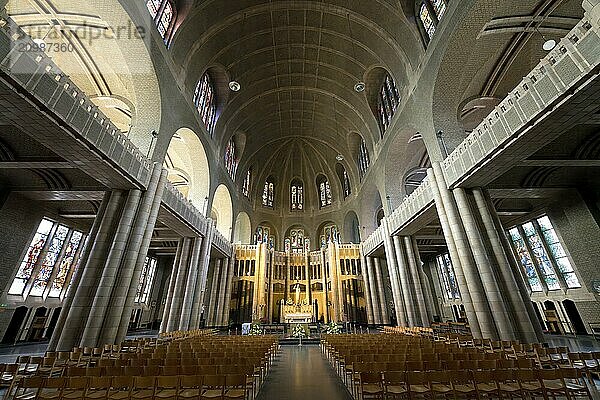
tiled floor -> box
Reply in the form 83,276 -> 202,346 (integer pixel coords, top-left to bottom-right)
256,345 -> 352,400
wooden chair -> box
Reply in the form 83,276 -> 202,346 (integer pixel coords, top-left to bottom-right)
37,377 -> 66,400
179,375 -> 203,399
472,370 -> 499,399
201,375 -> 225,400
382,371 -> 407,399
130,376 -> 155,400
154,375 -> 180,399
13,376 -> 45,400
62,376 -> 89,399
406,371 -> 431,399
224,374 -> 250,400
537,368 -> 569,399
358,372 -> 384,400
85,376 -> 111,400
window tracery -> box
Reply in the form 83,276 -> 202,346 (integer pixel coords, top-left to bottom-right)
193,73 -> 217,135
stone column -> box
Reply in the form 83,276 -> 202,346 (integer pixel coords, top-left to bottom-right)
393,235 -> 417,327
190,222 -> 214,329
365,256 -> 381,324
178,236 -> 203,331
328,242 -> 342,322
79,189 -> 142,347
373,257 -> 390,324
431,163 -> 495,338
221,256 -> 235,326
360,248 -> 375,325
207,258 -> 222,326
166,238 -> 192,332
404,237 -> 430,327
102,164 -> 167,345
160,240 -> 184,333
215,256 -> 231,326
55,190 -> 127,351
382,220 -> 407,326
48,191 -> 110,351
453,188 -> 514,340
320,250 -> 329,323
472,188 -> 544,342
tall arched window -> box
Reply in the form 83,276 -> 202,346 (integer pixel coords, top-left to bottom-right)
290,179 -> 304,211
242,168 -> 251,199
262,176 -> 275,208
316,175 -> 332,208
146,0 -> 176,44
358,138 -> 370,179
377,74 -> 401,135
193,73 -> 217,135
418,0 -> 448,41
342,169 -> 351,199
224,138 -> 238,180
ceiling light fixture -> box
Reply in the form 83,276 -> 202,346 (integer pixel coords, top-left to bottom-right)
542,39 -> 556,51
229,81 -> 241,92
336,154 -> 344,161
354,82 -> 366,93
534,15 -> 556,52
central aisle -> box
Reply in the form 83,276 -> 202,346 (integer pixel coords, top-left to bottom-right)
256,344 -> 353,400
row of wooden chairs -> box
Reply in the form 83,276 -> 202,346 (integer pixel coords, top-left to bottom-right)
356,368 -> 592,399
12,374 -> 251,400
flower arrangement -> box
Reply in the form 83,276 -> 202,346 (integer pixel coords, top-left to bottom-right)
323,321 -> 341,334
248,324 -> 263,336
291,324 -> 307,338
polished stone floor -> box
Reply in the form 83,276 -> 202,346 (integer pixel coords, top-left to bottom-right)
256,345 -> 352,400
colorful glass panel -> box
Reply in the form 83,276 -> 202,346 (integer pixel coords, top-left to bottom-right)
242,168 -> 251,198
523,222 -> 560,290
146,0 -> 161,18
536,216 -> 580,288
420,3 -> 436,39
194,73 -> 217,134
436,253 -> 460,300
431,0 -> 447,19
8,218 -> 54,295
225,139 -> 239,180
49,230 -> 83,297
30,225 -> 70,296
509,228 -> 543,292
157,1 -> 173,40
358,138 -> 370,179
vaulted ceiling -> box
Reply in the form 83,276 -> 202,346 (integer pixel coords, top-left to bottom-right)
170,0 -> 423,202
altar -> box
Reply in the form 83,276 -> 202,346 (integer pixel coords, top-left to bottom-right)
282,304 -> 313,324
281,283 -> 314,323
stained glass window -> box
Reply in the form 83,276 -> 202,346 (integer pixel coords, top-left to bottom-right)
436,253 -> 460,300
420,3 -> 436,39
317,176 -> 332,208
291,180 -> 303,211
146,0 -> 176,43
29,225 -> 70,296
242,168 -> 251,198
358,138 -> 370,179
286,229 -> 306,254
49,231 -> 84,298
225,139 -> 239,180
146,0 -> 161,18
522,222 -> 561,290
509,228 -> 543,292
431,0 -> 447,19
536,216 -> 581,288
135,257 -> 157,304
342,169 -> 351,199
320,224 -> 340,249
262,177 -> 275,208
193,73 -> 217,135
377,74 -> 401,135
8,218 -> 54,295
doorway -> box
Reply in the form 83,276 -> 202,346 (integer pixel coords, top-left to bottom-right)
45,307 -> 61,339
562,300 -> 587,335
1,306 -> 28,344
